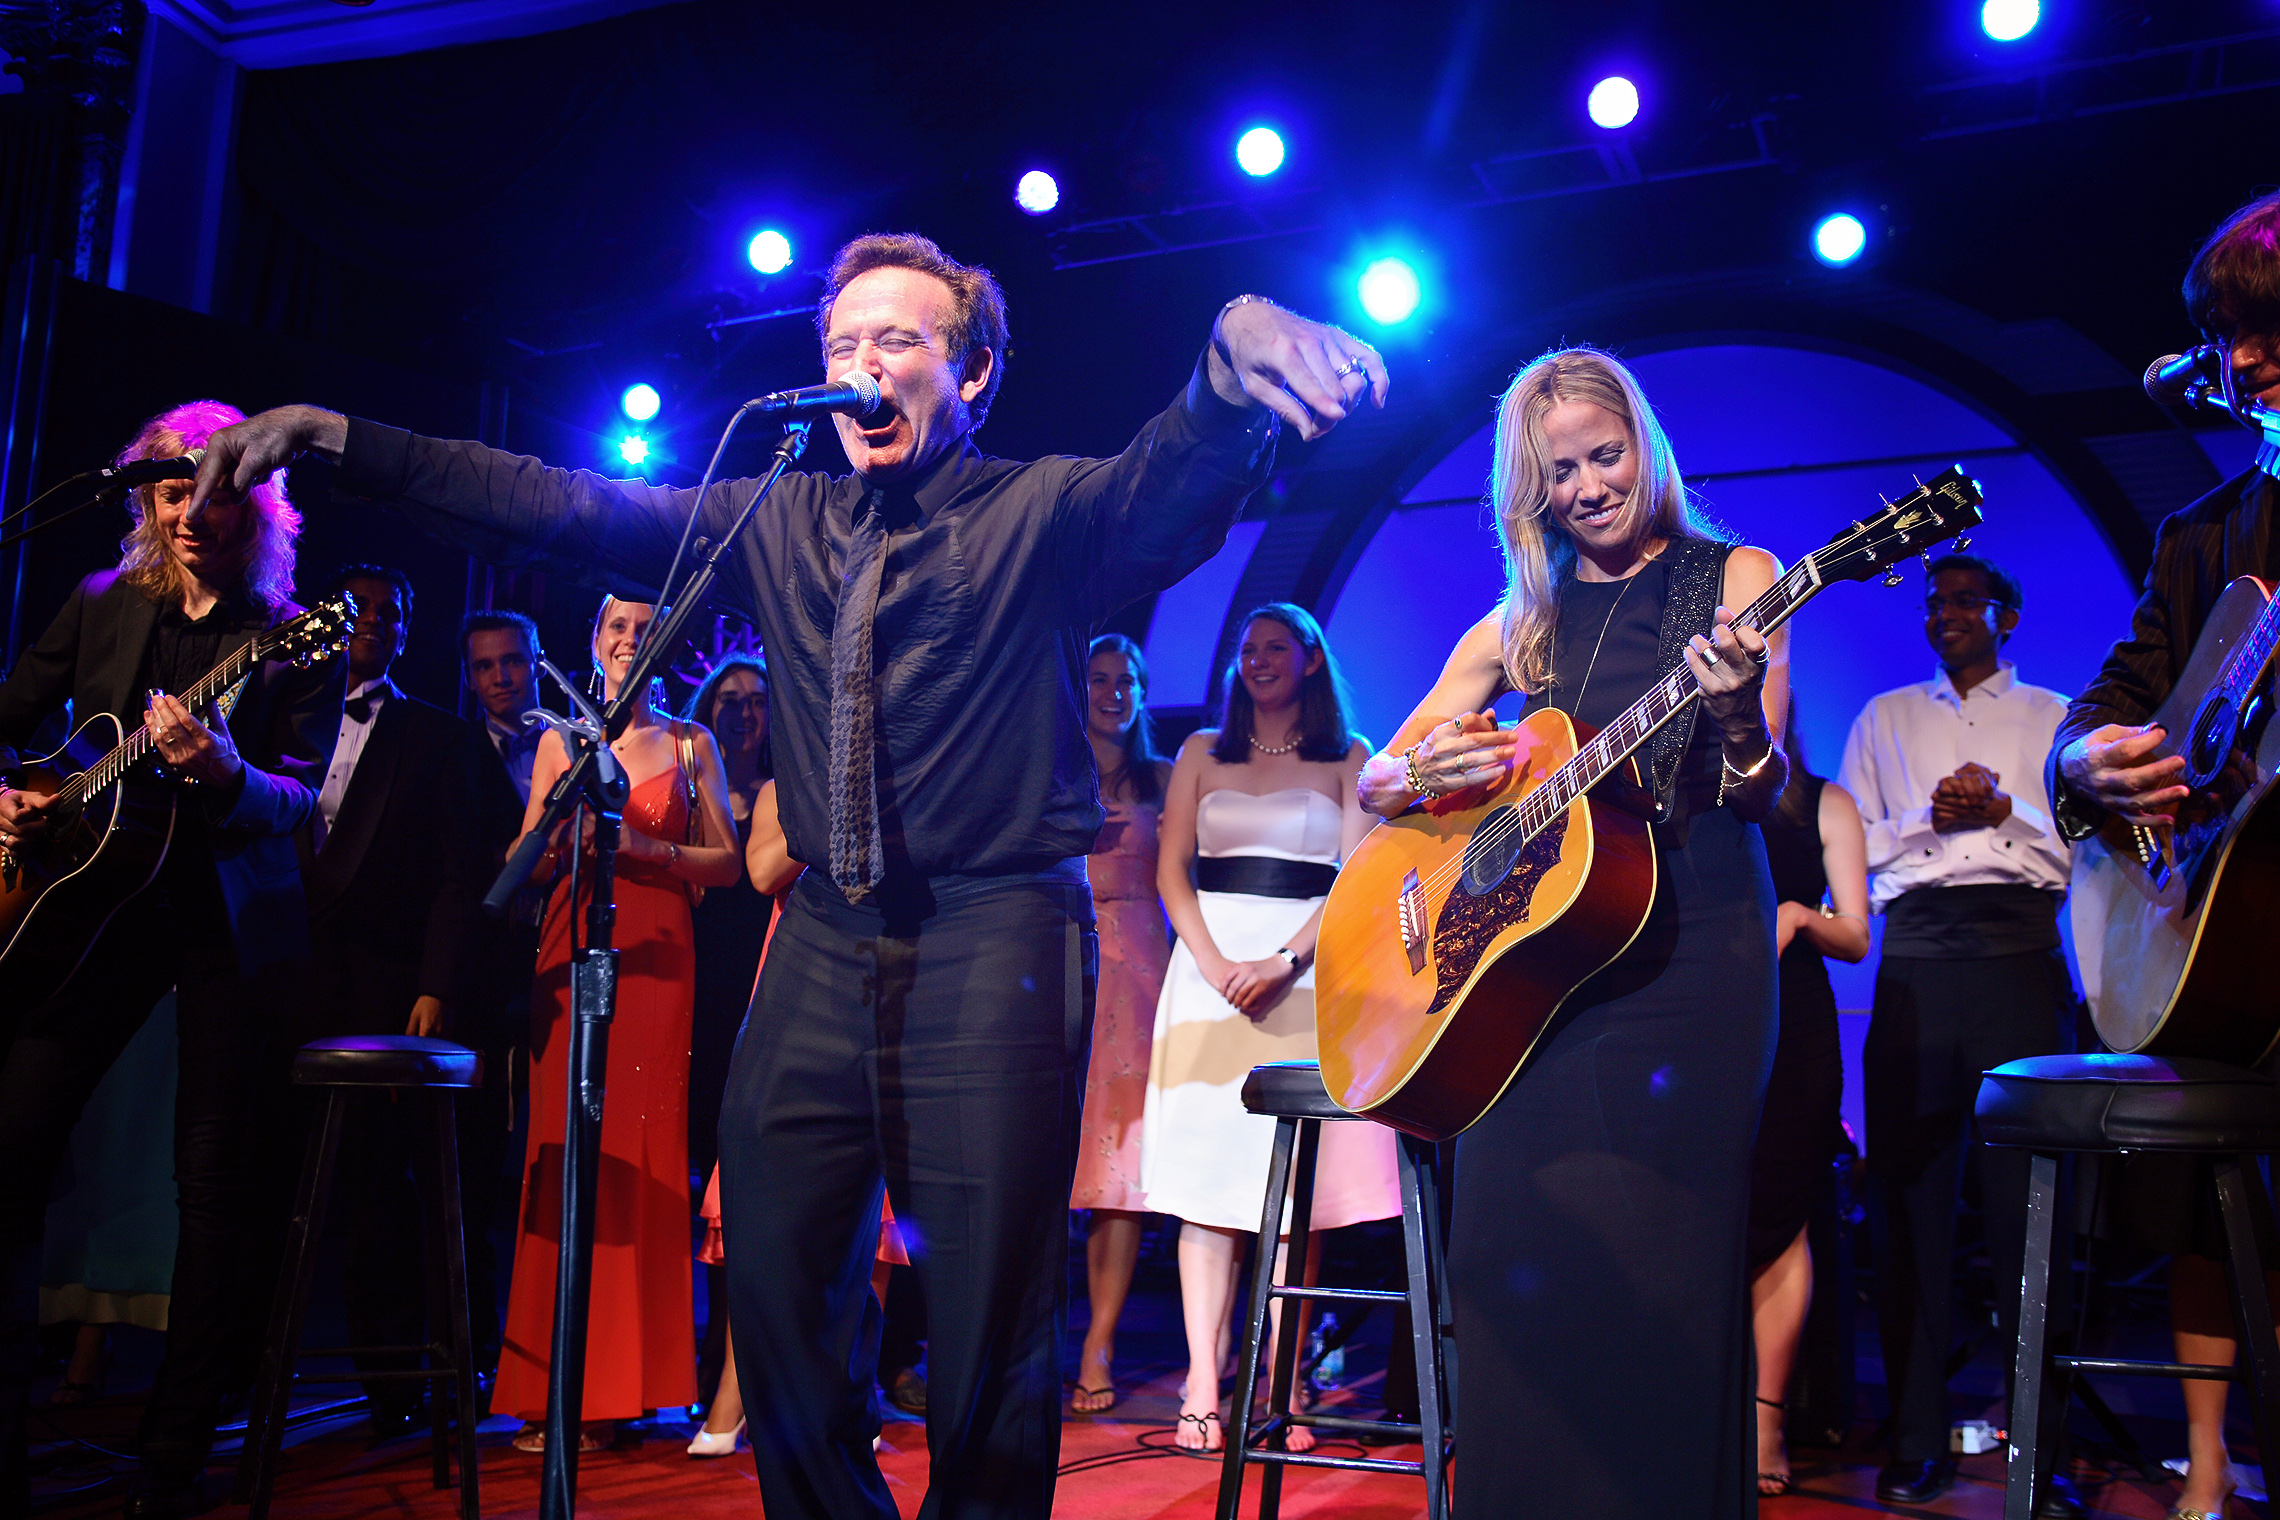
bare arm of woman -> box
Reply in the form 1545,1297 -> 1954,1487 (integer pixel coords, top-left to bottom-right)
1691,546 -> 1790,823
1157,733 -> 1238,998
745,780 -> 803,897
1357,612 -> 1517,817
1219,742 -> 1379,1013
619,724 -> 742,888
1794,781 -> 1872,962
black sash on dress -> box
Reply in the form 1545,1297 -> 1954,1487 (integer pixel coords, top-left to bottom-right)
1194,857 -> 1339,899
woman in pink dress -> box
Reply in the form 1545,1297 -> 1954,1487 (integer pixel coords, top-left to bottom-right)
499,596 -> 741,1452
1069,634 -> 1173,1413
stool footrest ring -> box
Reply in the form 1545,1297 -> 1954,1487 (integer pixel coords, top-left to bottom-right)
2053,1355 -> 2239,1381
1267,1285 -> 1407,1304
1239,1449 -> 1431,1475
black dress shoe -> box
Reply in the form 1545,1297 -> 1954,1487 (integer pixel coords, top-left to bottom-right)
121,1468 -> 208,1519
1876,1459 -> 1955,1504
2036,1473 -> 2088,1520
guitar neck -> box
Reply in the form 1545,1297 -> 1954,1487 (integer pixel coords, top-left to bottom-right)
61,638 -> 259,807
1515,553 -> 1827,840
2220,584 -> 2280,704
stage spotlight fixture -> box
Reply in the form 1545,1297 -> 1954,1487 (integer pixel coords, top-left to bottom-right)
1358,257 -> 1422,325
747,229 -> 793,275
1981,0 -> 2039,40
1236,126 -> 1285,177
1015,170 -> 1060,215
1812,213 -> 1867,266
620,383 -> 661,422
1587,76 -> 1639,130
619,434 -> 650,467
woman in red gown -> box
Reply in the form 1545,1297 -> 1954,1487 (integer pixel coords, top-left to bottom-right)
499,596 -> 741,1450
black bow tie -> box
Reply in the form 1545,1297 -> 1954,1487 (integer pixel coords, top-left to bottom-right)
344,689 -> 387,725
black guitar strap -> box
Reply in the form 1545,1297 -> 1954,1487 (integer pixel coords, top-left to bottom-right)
1644,538 -> 1734,823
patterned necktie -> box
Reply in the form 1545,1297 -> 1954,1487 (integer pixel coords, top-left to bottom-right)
827,488 -> 890,903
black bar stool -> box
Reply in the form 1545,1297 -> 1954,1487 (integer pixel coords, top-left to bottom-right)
1977,1052 -> 2280,1520
1216,1060 -> 1453,1520
235,1035 -> 484,1520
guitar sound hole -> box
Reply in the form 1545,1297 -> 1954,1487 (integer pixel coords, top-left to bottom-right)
2187,695 -> 2238,789
1460,806 -> 1523,897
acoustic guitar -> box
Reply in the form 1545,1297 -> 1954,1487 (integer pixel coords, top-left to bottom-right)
2069,573 -> 2280,1065
1315,469 -> 1986,1140
0,593 -> 355,1007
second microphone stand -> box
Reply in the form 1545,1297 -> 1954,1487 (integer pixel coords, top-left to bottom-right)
484,420 -> 811,1520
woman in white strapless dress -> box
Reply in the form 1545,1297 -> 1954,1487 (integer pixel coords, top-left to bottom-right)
1142,604 -> 1400,1454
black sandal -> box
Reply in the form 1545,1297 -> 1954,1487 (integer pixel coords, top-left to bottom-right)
1175,1410 -> 1223,1458
1756,1396 -> 1792,1497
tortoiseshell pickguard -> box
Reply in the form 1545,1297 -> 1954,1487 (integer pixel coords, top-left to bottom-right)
1426,811 -> 1570,1019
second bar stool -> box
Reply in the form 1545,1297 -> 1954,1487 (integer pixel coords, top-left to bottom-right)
235,1034 -> 484,1520
1217,1059 -> 1453,1520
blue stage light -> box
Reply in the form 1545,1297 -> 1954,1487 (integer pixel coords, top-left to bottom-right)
1015,170 -> 1060,215
1813,213 -> 1867,267
1587,77 -> 1639,130
1236,127 -> 1285,177
747,230 -> 792,275
619,434 -> 650,467
620,383 -> 660,422
1981,0 -> 2039,41
1358,257 -> 1422,325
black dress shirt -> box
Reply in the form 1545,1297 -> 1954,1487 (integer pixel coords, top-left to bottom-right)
334,352 -> 1276,893
2047,467 -> 2279,837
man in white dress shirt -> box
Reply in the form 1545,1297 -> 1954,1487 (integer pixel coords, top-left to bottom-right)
1837,553 -> 2081,1513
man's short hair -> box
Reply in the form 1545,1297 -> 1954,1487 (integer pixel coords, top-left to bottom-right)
2185,191 -> 2280,340
460,608 -> 539,667
817,233 -> 1010,427
334,563 -> 413,619
1927,552 -> 2022,613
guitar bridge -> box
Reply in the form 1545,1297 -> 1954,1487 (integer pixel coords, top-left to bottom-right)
1397,869 -> 1428,976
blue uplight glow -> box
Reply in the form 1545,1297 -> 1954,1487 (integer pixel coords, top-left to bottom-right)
620,383 -> 660,422
1015,170 -> 1060,215
1981,0 -> 2039,41
1235,127 -> 1285,177
1586,76 -> 1639,130
747,230 -> 792,275
618,434 -> 650,466
1813,213 -> 1868,266
1358,258 -> 1422,325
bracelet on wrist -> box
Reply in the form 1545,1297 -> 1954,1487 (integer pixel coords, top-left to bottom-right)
1274,947 -> 1300,972
1717,736 -> 1775,807
1403,743 -> 1440,799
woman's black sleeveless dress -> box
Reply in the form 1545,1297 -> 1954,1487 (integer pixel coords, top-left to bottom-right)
687,810 -> 772,1186
1750,775 -> 1847,1271
1450,558 -> 1778,1519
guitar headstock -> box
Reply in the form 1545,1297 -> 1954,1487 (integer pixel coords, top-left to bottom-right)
1812,466 -> 1986,587
260,591 -> 359,669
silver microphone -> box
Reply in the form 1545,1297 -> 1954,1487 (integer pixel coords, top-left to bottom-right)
2144,347 -> 2223,406
748,373 -> 884,421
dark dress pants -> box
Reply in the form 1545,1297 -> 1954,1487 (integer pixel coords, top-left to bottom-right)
0,854 -> 291,1502
1865,947 -> 2074,1464
719,873 -> 1095,1520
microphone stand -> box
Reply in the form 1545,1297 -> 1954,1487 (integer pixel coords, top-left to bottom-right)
2182,378 -> 2280,480
483,419 -> 811,1520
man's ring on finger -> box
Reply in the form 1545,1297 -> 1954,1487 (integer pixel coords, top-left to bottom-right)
1334,356 -> 1365,378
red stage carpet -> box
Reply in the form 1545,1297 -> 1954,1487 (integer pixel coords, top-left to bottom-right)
25,1367 -> 2226,1519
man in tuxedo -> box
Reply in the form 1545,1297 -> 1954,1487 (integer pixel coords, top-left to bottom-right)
460,609 -> 541,807
300,565 -> 520,1437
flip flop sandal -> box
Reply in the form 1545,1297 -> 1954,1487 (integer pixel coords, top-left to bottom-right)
1071,1385 -> 1116,1413
1175,1411 -> 1223,1458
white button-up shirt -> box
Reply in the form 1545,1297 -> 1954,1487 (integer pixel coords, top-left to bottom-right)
313,678 -> 392,849
1835,662 -> 2072,912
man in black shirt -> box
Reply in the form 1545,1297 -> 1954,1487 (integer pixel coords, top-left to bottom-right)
0,401 -> 339,1519
192,233 -> 1386,1518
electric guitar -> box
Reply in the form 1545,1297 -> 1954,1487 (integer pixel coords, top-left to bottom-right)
1314,468 -> 1986,1141
2069,573 -> 2280,1065
0,593 -> 354,1007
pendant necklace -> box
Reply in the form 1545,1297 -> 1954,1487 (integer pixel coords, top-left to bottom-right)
1566,557 -> 1650,718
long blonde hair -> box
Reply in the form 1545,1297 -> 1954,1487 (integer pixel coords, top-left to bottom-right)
116,400 -> 299,613
1490,346 -> 1716,694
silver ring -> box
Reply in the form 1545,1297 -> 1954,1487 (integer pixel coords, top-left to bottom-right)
1335,357 -> 1364,378
1702,647 -> 1722,666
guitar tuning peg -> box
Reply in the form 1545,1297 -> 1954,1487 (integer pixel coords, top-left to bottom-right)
1952,533 -> 1971,552
1882,569 -> 1904,588
1920,550 -> 1933,567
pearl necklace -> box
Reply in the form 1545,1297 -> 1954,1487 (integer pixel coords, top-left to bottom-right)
1251,730 -> 1302,755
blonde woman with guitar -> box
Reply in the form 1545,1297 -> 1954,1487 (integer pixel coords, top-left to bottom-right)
1353,347 -> 1787,1519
